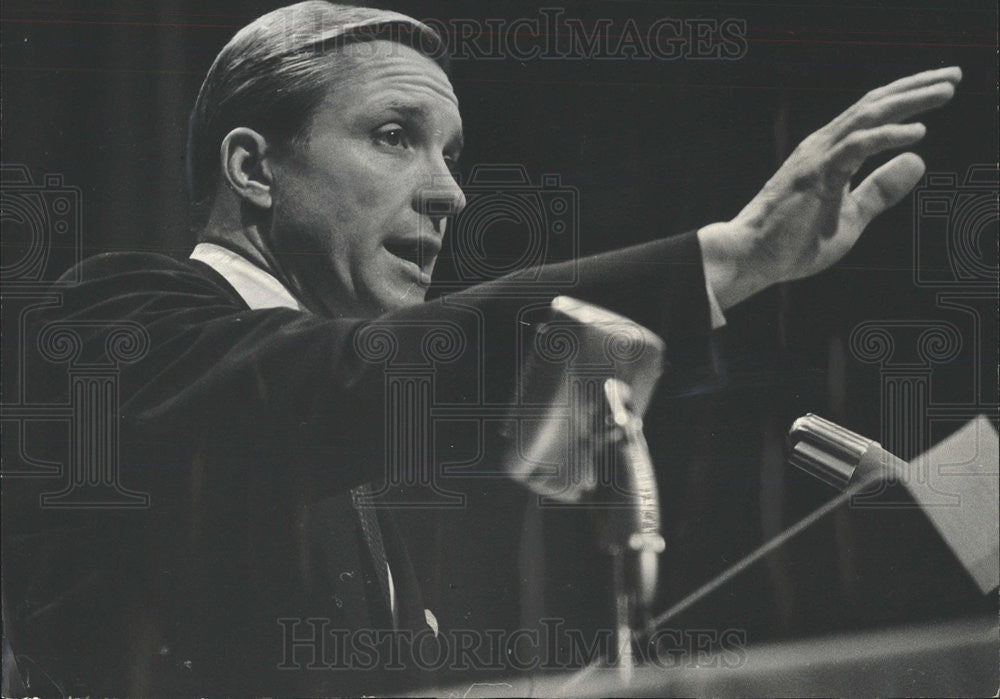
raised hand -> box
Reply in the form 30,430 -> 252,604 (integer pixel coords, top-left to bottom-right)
699,67 -> 962,311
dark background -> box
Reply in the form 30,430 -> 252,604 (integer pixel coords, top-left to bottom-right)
3,0 -> 997,648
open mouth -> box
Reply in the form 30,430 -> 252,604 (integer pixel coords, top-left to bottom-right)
384,238 -> 439,274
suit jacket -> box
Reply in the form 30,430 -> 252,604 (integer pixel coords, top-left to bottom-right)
3,231 -> 716,694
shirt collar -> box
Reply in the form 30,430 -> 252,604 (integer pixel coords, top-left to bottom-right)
190,243 -> 306,312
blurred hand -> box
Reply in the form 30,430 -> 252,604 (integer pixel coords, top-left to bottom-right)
699,66 -> 962,311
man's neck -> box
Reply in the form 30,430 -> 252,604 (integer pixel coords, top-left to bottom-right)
196,205 -> 314,308
197,203 -> 366,319
198,221 -> 275,277
191,242 -> 306,312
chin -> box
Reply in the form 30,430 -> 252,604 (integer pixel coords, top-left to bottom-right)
360,289 -> 422,316
387,291 -> 428,311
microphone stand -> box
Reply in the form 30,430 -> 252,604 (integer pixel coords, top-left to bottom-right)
597,378 -> 665,683
560,415 -> 902,695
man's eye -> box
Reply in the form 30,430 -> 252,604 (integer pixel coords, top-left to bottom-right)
374,126 -> 409,149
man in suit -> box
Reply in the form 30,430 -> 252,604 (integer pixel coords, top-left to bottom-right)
2,1 -> 961,694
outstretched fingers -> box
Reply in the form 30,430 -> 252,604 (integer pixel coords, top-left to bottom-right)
859,66 -> 962,105
850,152 -> 926,228
828,122 -> 926,179
822,66 -> 961,142
827,81 -> 956,141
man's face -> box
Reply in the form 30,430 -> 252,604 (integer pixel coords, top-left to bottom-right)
267,40 -> 465,317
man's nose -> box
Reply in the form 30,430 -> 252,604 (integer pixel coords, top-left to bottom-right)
415,170 -> 466,236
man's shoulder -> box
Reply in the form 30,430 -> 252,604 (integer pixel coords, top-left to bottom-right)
65,250 -> 211,280
58,250 -> 240,301
44,251 -> 248,324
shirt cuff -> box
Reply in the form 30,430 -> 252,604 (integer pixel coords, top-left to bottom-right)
705,272 -> 727,329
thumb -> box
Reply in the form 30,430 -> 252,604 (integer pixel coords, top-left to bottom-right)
851,152 -> 926,228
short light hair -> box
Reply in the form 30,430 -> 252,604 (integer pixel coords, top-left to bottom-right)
186,1 -> 446,228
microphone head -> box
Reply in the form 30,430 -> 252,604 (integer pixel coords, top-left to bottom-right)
788,413 -> 877,490
503,296 -> 665,502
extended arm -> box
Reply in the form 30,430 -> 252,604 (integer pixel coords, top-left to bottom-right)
39,230 -> 711,502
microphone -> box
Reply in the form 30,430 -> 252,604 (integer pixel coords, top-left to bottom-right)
504,295 -> 666,503
788,413 -> 907,490
504,296 -> 667,673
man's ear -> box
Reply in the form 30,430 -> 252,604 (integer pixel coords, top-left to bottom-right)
219,127 -> 275,209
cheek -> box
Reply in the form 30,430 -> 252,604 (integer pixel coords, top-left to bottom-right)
343,182 -> 403,250
277,174 -> 353,244
276,144 -> 409,255
350,170 -> 396,214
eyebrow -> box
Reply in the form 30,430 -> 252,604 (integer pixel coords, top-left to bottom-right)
380,101 -> 464,152
381,101 -> 428,119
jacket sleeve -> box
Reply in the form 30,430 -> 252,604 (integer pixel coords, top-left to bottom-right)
35,231 -> 715,501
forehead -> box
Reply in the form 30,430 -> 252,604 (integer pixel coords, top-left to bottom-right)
314,40 -> 461,128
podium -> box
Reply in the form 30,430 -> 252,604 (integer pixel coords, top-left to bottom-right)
418,614 -> 997,697
408,416 -> 998,697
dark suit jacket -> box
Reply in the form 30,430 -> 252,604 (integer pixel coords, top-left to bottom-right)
3,231 -> 716,694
